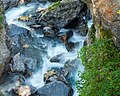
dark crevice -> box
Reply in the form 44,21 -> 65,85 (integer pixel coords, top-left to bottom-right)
64,17 -> 81,29
63,3 -> 90,29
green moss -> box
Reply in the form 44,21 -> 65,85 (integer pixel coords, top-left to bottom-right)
77,30 -> 120,96
0,63 -> 4,67
0,2 -> 5,44
89,24 -> 96,43
99,26 -> 112,39
0,3 -> 5,30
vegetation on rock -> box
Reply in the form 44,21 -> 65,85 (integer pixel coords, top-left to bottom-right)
48,0 -> 61,11
0,1 -> 5,44
0,2 -> 4,30
77,27 -> 120,96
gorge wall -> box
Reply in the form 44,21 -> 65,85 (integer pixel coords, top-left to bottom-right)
0,1 -> 10,77
82,0 -> 120,48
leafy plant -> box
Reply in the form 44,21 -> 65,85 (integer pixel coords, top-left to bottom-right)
77,29 -> 120,96
40,0 -> 61,18
0,4 -> 4,30
48,0 -> 61,11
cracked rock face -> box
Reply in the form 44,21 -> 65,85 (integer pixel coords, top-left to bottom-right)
0,1 -> 10,77
37,1 -> 85,29
83,0 -> 120,49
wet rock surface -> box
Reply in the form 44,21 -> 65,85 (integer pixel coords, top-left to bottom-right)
12,53 -> 25,73
50,53 -> 63,63
8,24 -> 29,37
10,53 -> 37,76
3,0 -> 19,11
36,0 -> 88,35
36,81 -> 73,96
43,27 -> 55,37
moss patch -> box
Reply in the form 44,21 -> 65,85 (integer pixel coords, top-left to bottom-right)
77,29 -> 120,96
0,4 -> 4,30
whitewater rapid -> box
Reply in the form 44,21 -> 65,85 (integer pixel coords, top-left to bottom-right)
5,2 -> 92,96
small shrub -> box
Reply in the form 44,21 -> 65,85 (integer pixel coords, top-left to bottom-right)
77,30 -> 120,96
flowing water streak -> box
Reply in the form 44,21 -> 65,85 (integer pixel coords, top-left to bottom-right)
27,32 -> 86,96
5,5 -> 34,30
5,2 -> 51,30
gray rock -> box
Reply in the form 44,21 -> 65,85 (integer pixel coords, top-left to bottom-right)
43,69 -> 69,86
3,0 -> 19,10
23,57 -> 37,76
29,24 -> 41,29
57,28 -> 73,43
36,81 -> 73,96
8,24 -> 29,37
50,53 -> 63,63
57,28 -> 72,36
0,41 -> 10,77
11,53 -> 38,76
12,53 -> 25,73
65,41 -> 79,52
62,59 -> 80,78
44,70 -> 57,83
43,27 -> 55,37
38,1 -> 85,30
0,1 -> 10,77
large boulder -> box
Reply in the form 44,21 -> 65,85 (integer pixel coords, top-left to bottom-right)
36,81 -> 73,96
10,53 -> 37,76
37,1 -> 85,30
7,24 -> 29,50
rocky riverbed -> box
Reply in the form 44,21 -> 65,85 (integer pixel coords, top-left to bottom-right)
0,0 -> 92,96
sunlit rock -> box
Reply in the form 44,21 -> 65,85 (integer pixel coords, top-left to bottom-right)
44,70 -> 57,82
15,85 -> 31,96
18,16 -> 31,22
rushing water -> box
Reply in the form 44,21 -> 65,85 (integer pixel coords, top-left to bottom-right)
4,2 -> 92,96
